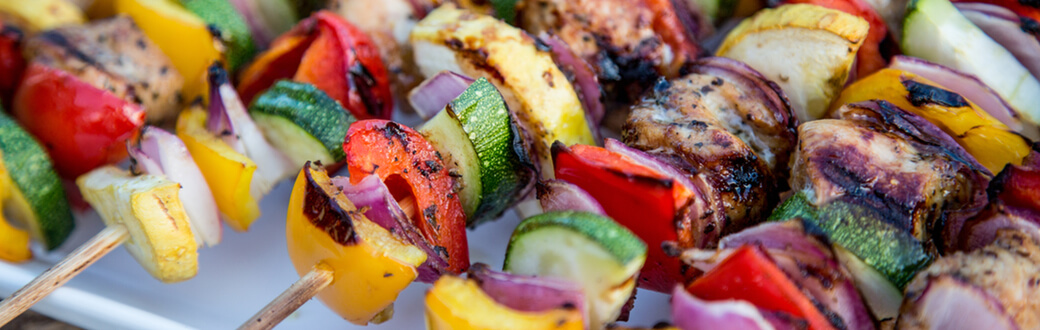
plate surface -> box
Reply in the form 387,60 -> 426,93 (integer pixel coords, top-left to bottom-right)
0,177 -> 673,329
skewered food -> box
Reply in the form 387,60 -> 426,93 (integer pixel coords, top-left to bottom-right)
716,4 -> 868,121
0,111 -> 74,261
238,10 -> 393,120
24,16 -> 183,123
898,230 -> 1040,329
504,211 -> 647,329
410,4 -> 595,177
774,100 -> 990,288
284,162 -> 427,325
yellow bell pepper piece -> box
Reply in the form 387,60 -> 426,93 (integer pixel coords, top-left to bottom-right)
0,0 -> 85,33
831,68 -> 1031,173
286,164 -> 426,325
0,153 -> 31,263
176,106 -> 260,231
115,0 -> 223,103
425,275 -> 584,330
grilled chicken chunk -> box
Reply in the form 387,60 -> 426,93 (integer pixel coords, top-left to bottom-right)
328,0 -> 438,100
622,65 -> 796,244
517,0 -> 702,102
24,16 -> 183,123
791,100 -> 988,248
898,230 -> 1040,330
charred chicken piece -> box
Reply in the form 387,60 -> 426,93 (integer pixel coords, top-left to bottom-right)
898,230 -> 1040,330
24,16 -> 183,123
622,58 -> 796,242
517,0 -> 704,103
956,144 -> 1040,251
792,100 -> 989,249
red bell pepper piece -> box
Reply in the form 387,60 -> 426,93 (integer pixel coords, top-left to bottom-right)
553,143 -> 694,293
238,10 -> 393,120
343,119 -> 469,273
686,245 -> 836,330
13,63 -> 144,178
0,23 -> 25,105
785,0 -> 889,79
644,0 -> 703,75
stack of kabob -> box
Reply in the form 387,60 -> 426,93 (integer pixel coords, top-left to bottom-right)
0,0 -> 1039,328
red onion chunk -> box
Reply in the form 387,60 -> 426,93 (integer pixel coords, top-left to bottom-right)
888,55 -> 1030,136
206,64 -> 295,192
957,3 -> 1040,92
959,207 -> 1040,251
333,175 -> 451,282
408,71 -> 475,120
536,179 -> 606,215
671,286 -> 780,330
128,126 -> 223,247
904,275 -> 1018,330
540,33 -> 605,129
468,263 -> 586,315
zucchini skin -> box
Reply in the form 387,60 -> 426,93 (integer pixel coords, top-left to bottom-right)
249,80 -> 356,163
0,111 -> 74,250
769,191 -> 934,288
450,78 -> 535,226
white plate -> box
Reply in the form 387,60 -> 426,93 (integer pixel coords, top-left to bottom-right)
0,177 -> 673,329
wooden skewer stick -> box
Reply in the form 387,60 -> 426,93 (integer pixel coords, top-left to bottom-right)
239,264 -> 335,330
0,225 -> 130,325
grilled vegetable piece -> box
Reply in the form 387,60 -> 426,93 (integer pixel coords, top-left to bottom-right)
0,193 -> 31,262
128,126 -> 222,247
238,10 -> 393,120
552,142 -> 690,292
0,111 -> 74,252
832,68 -> 1031,173
343,119 -> 470,273
685,245 -> 837,330
886,55 -> 1037,139
688,220 -> 874,330
410,4 -> 595,177
0,22 -> 25,104
898,230 -> 1040,329
516,0 -> 702,101
956,147 -> 1040,251
286,162 -> 426,325
425,274 -> 584,330
420,78 -> 534,225
250,80 -> 355,167
770,191 -> 934,289
0,0 -> 85,33
504,211 -> 647,329
623,58 -> 798,239
902,0 -> 1040,127
13,62 -> 145,179
782,100 -> 990,285
24,16 -> 184,123
780,0 -> 889,78
115,0 -> 224,103
180,0 -> 256,71
77,166 -> 198,283
176,106 -> 260,231
328,0 -> 428,99
952,0 -> 1040,21
717,4 -> 868,121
